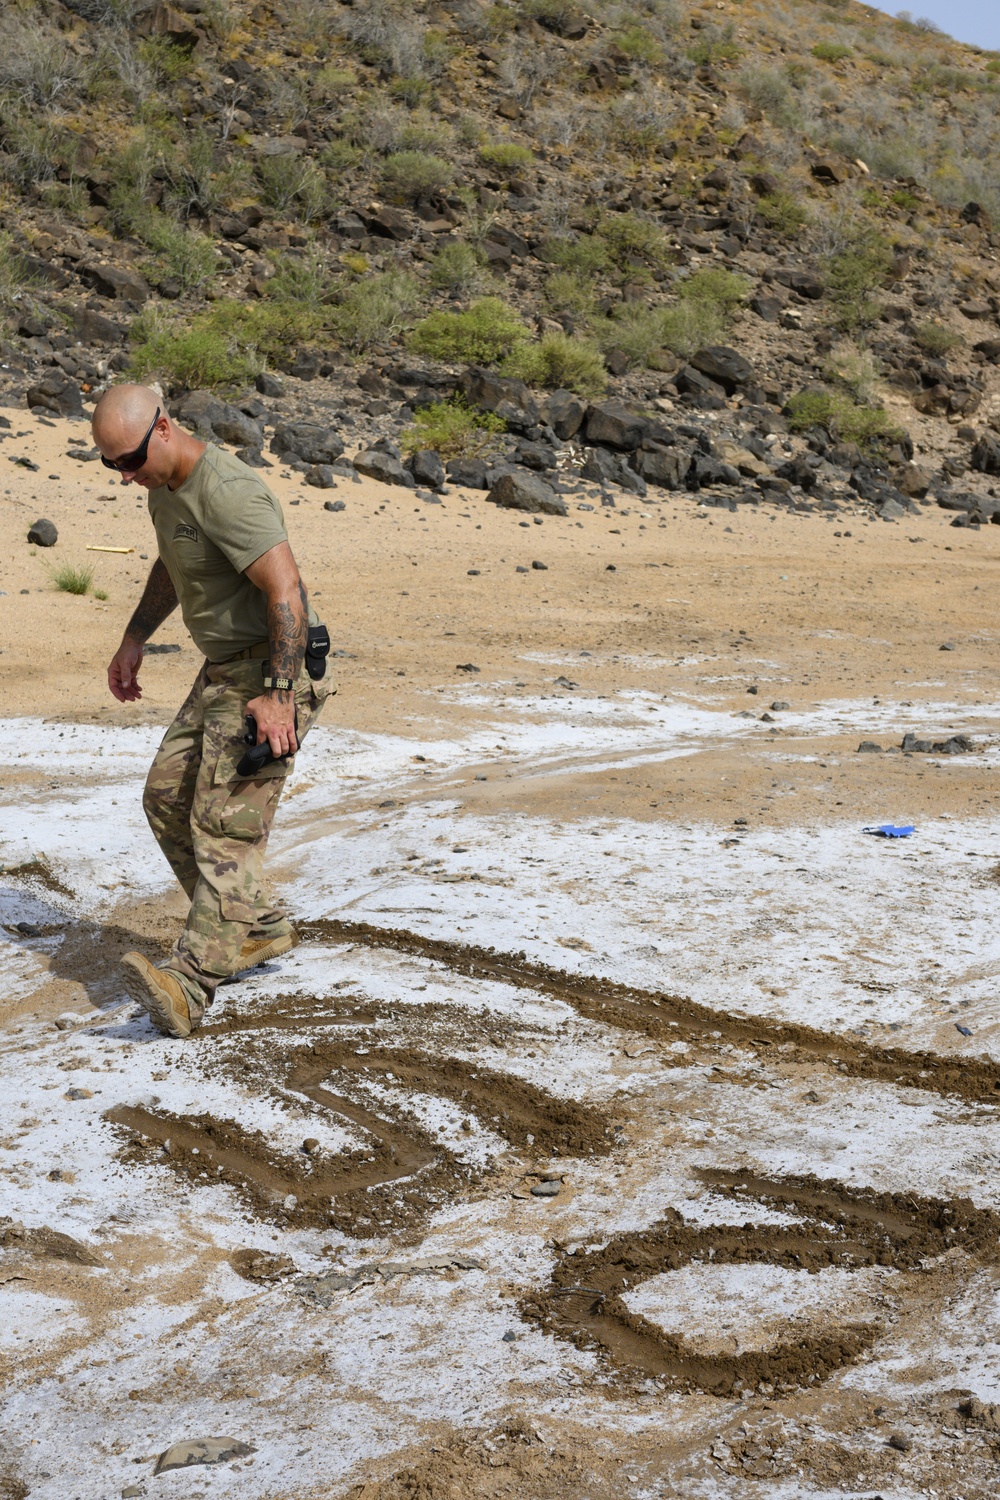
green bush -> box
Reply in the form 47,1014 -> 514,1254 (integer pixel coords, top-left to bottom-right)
755,192 -> 810,238
613,24 -> 665,65
812,40 -> 851,61
398,118 -> 453,154
408,296 -> 529,364
53,563 -> 94,596
687,23 -> 740,65
598,211 -> 672,272
504,332 -> 607,396
130,301 -> 322,388
266,248 -> 336,309
141,214 -> 218,291
541,233 -> 610,276
320,140 -> 364,172
786,388 -> 904,448
826,231 -> 892,330
428,241 -> 484,293
479,142 -> 534,173
913,321 -> 964,355
401,398 -> 507,459
544,270 -> 597,319
382,150 -> 453,199
256,155 -> 333,220
332,271 -> 423,352
679,267 -> 751,315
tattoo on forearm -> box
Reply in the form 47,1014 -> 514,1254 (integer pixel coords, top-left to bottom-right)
267,580 -> 307,700
126,558 -> 178,643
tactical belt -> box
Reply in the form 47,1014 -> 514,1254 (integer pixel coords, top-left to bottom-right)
215,624 -> 330,680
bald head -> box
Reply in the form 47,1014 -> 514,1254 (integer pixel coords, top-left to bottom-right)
92,383 -> 162,452
91,382 -> 204,491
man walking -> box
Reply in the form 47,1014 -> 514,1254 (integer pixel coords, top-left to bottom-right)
93,384 -> 332,1039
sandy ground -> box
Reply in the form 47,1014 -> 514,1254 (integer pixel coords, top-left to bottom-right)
3,411 -> 1000,1497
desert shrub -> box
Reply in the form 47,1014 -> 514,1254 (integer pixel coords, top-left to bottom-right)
755,191 -> 810,238
398,116 -> 453,154
331,271 -> 423,351
0,15 -> 80,109
135,35 -> 191,85
986,58 -> 1000,76
256,155 -> 333,220
104,136 -> 162,236
596,302 -> 710,366
338,2 -> 443,82
598,211 -> 672,272
266,248 -> 337,309
479,142 -> 534,173
613,24 -> 665,65
312,65 -> 358,101
401,398 -> 507,459
52,563 -> 94,596
786,387 -> 903,448
607,86 -> 676,159
519,0 -> 580,28
544,270 -> 598,318
542,233 -> 610,276
130,302 -> 321,388
484,3 -> 519,38
496,44 -> 558,106
142,215 -> 219,291
408,296 -> 529,364
913,321 -> 964,355
824,342 -> 880,404
680,266 -> 752,315
826,229 -> 891,329
0,230 -> 40,329
738,65 -> 800,128
812,40 -> 851,61
320,140 -> 364,171
0,110 -> 61,190
687,22 -> 740,65
504,332 -> 607,396
382,150 -> 453,199
428,241 -> 486,293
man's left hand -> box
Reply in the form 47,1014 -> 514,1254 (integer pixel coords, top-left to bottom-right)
245,693 -> 298,758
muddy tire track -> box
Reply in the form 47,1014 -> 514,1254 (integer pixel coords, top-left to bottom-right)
108,1034 -> 610,1233
302,919 -> 1000,1106
524,1171 -> 1000,1396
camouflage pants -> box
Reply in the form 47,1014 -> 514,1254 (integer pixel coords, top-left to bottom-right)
142,657 -> 331,1020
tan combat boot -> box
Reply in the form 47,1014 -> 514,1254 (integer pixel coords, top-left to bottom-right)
120,952 -> 195,1039
235,928 -> 300,972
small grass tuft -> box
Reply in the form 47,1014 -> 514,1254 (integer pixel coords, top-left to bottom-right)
812,41 -> 851,62
53,563 -> 94,596
786,387 -> 905,449
913,322 -> 964,355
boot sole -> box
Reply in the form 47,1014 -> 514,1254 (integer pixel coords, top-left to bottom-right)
234,930 -> 300,973
120,953 -> 193,1039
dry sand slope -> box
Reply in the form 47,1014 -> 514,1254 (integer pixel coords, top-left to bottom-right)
3,412 -> 1000,1497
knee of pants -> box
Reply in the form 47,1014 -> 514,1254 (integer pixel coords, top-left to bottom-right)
143,774 -> 189,829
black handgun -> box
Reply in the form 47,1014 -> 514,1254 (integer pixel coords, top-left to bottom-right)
236,711 -> 299,778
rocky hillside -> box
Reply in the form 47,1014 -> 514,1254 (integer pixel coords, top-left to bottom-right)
2,0 -> 1000,523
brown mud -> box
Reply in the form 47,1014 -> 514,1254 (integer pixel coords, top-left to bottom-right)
108,1030 -> 610,1233
303,918 -> 1000,1106
524,1170 -> 1000,1396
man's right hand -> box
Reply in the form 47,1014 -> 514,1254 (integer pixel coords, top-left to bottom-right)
108,637 -> 144,702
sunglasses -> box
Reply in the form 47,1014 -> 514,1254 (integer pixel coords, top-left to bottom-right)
101,406 -> 161,472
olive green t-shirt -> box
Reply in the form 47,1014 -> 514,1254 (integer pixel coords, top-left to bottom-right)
149,445 -> 310,661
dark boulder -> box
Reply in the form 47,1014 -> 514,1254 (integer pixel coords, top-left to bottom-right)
26,373 -> 83,418
255,371 -> 285,397
973,340 -> 1000,364
173,391 -> 263,449
445,458 -> 490,489
971,434 -> 1000,475
407,449 -> 446,490
304,465 -> 337,489
631,445 -> 689,489
543,390 -> 588,441
270,422 -> 345,466
353,449 -> 415,487
689,454 -> 742,489
486,472 -> 568,515
676,366 -> 727,399
689,345 -> 754,393
514,440 -> 558,471
462,367 -> 538,429
581,447 -> 647,496
72,306 -> 125,345
78,261 -> 149,303
584,399 -> 649,451
773,268 -> 825,300
27,518 -> 58,547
